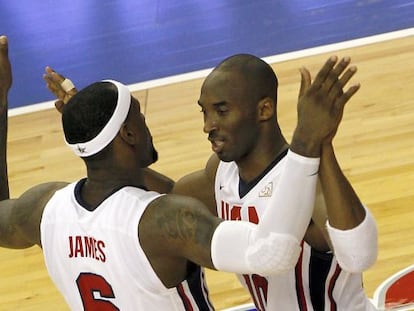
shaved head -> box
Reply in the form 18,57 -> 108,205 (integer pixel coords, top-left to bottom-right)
213,54 -> 278,104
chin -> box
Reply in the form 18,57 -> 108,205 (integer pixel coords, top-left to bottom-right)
216,152 -> 234,163
150,148 -> 159,164
142,148 -> 158,167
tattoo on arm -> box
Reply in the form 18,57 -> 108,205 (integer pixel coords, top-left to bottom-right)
157,208 -> 198,242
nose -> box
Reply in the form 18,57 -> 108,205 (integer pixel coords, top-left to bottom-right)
203,114 -> 217,134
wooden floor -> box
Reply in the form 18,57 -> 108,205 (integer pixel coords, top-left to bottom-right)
0,35 -> 413,310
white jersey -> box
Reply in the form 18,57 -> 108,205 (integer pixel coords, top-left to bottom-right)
215,153 -> 375,311
41,180 -> 214,311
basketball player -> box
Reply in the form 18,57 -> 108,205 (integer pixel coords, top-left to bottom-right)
1,35 -> 352,310
172,54 -> 378,310
44,53 -> 377,310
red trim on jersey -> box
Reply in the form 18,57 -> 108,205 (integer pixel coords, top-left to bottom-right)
177,284 -> 194,311
243,275 -> 266,311
200,269 -> 215,310
243,275 -> 258,309
221,200 -> 229,219
295,242 -> 308,311
327,263 -> 341,311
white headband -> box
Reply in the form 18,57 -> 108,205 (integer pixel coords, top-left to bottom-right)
65,79 -> 131,157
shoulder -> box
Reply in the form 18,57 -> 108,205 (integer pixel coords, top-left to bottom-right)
141,194 -> 218,237
146,193 -> 211,217
13,181 -> 69,246
139,193 -> 220,252
205,153 -> 220,180
16,181 -> 70,214
172,155 -> 218,210
215,157 -> 238,177
122,186 -> 164,204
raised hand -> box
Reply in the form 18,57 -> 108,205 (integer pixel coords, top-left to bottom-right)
291,56 -> 360,157
0,35 -> 12,113
43,66 -> 78,113
0,35 -> 11,199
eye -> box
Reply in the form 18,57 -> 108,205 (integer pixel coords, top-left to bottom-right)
216,106 -> 228,115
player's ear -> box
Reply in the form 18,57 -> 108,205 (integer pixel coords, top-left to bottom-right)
258,97 -> 275,121
119,118 -> 137,146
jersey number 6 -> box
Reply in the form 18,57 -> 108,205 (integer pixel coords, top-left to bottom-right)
76,273 -> 120,310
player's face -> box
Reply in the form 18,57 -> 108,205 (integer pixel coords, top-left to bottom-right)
130,97 -> 158,166
198,70 -> 260,162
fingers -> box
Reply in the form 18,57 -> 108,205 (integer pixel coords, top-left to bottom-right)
310,56 -> 338,91
323,57 -> 351,93
43,66 -> 66,91
311,55 -> 360,106
298,67 -> 311,99
331,60 -> 360,111
0,35 -> 8,54
54,100 -> 65,114
43,67 -> 64,95
0,35 -> 12,94
338,65 -> 357,89
43,66 -> 77,104
335,82 -> 360,109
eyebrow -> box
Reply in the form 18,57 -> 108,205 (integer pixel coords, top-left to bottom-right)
197,100 -> 227,107
213,101 -> 227,107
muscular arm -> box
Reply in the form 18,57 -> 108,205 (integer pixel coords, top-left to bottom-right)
139,194 -> 221,287
143,194 -> 220,266
0,182 -> 68,249
172,154 -> 219,215
317,143 -> 378,272
0,95 -> 8,200
142,167 -> 175,193
140,150 -> 320,288
0,200 -> 29,248
319,144 -> 365,228
0,38 -> 70,249
304,181 -> 331,252
0,35 -> 11,200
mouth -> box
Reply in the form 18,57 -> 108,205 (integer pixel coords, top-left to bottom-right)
209,138 -> 225,154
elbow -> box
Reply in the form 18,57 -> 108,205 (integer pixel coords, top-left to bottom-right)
336,248 -> 378,273
211,221 -> 302,276
245,232 -> 302,276
327,207 -> 378,273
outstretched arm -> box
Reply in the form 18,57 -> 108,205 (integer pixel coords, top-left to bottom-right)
171,153 -> 219,215
0,37 -> 70,249
0,181 -> 68,249
0,35 -> 11,200
319,143 -> 378,272
140,149 -> 320,288
298,56 -> 365,227
300,56 -> 377,272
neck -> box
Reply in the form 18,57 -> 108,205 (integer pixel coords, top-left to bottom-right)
82,164 -> 145,207
237,132 -> 288,183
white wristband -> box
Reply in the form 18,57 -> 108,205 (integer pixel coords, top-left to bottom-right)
61,78 -> 75,92
327,206 -> 378,273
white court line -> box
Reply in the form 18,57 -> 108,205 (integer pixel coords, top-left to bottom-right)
9,27 -> 414,117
